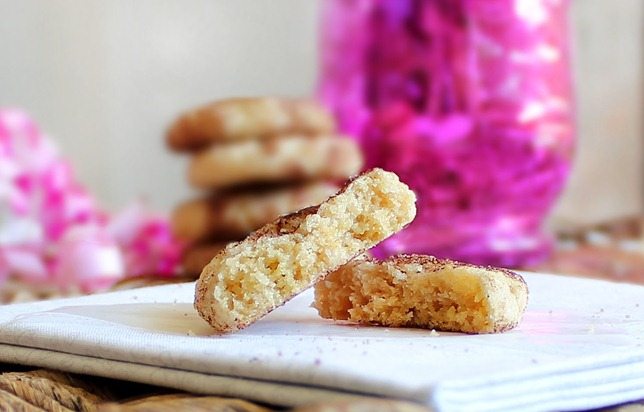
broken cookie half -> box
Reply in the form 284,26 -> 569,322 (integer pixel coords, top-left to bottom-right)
314,255 -> 528,334
194,168 -> 417,333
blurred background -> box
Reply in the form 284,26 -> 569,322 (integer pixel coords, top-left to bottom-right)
0,1 -> 642,299
2,1 -> 641,219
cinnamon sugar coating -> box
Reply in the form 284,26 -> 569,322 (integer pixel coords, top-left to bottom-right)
194,169 -> 417,332
314,255 -> 528,334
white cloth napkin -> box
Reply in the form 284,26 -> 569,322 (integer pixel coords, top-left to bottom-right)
0,272 -> 643,412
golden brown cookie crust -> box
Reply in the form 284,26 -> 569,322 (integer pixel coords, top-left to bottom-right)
181,242 -> 231,277
314,255 -> 529,334
188,135 -> 363,189
167,97 -> 336,151
172,182 -> 339,243
194,169 -> 417,333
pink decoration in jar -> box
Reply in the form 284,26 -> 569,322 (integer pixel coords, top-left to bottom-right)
319,0 -> 574,267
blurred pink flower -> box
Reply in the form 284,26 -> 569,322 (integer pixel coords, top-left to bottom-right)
109,204 -> 183,278
0,108 -> 182,293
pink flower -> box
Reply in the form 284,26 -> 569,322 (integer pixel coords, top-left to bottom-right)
0,109 -> 182,293
53,225 -> 124,293
109,204 -> 183,277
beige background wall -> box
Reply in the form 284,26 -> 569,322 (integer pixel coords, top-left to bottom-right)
1,0 -> 642,224
555,0 -> 643,223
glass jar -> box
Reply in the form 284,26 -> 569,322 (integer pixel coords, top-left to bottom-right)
319,0 -> 574,267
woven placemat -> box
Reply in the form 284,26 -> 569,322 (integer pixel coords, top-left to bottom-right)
0,365 -> 434,412
0,367 -> 109,412
1,365 -> 643,412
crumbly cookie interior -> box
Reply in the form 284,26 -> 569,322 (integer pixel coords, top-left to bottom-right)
314,257 -> 527,334
195,169 -> 416,331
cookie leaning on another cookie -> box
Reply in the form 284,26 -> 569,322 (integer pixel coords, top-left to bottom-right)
167,97 -> 335,151
314,255 -> 528,334
194,168 -> 417,333
172,182 -> 338,243
188,135 -> 362,189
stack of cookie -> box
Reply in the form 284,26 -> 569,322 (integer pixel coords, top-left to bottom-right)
167,97 -> 363,276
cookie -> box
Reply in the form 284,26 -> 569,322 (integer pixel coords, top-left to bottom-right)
172,182 -> 338,243
182,242 -> 230,276
167,97 -> 335,151
314,255 -> 528,334
188,135 -> 362,189
194,168 -> 417,332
